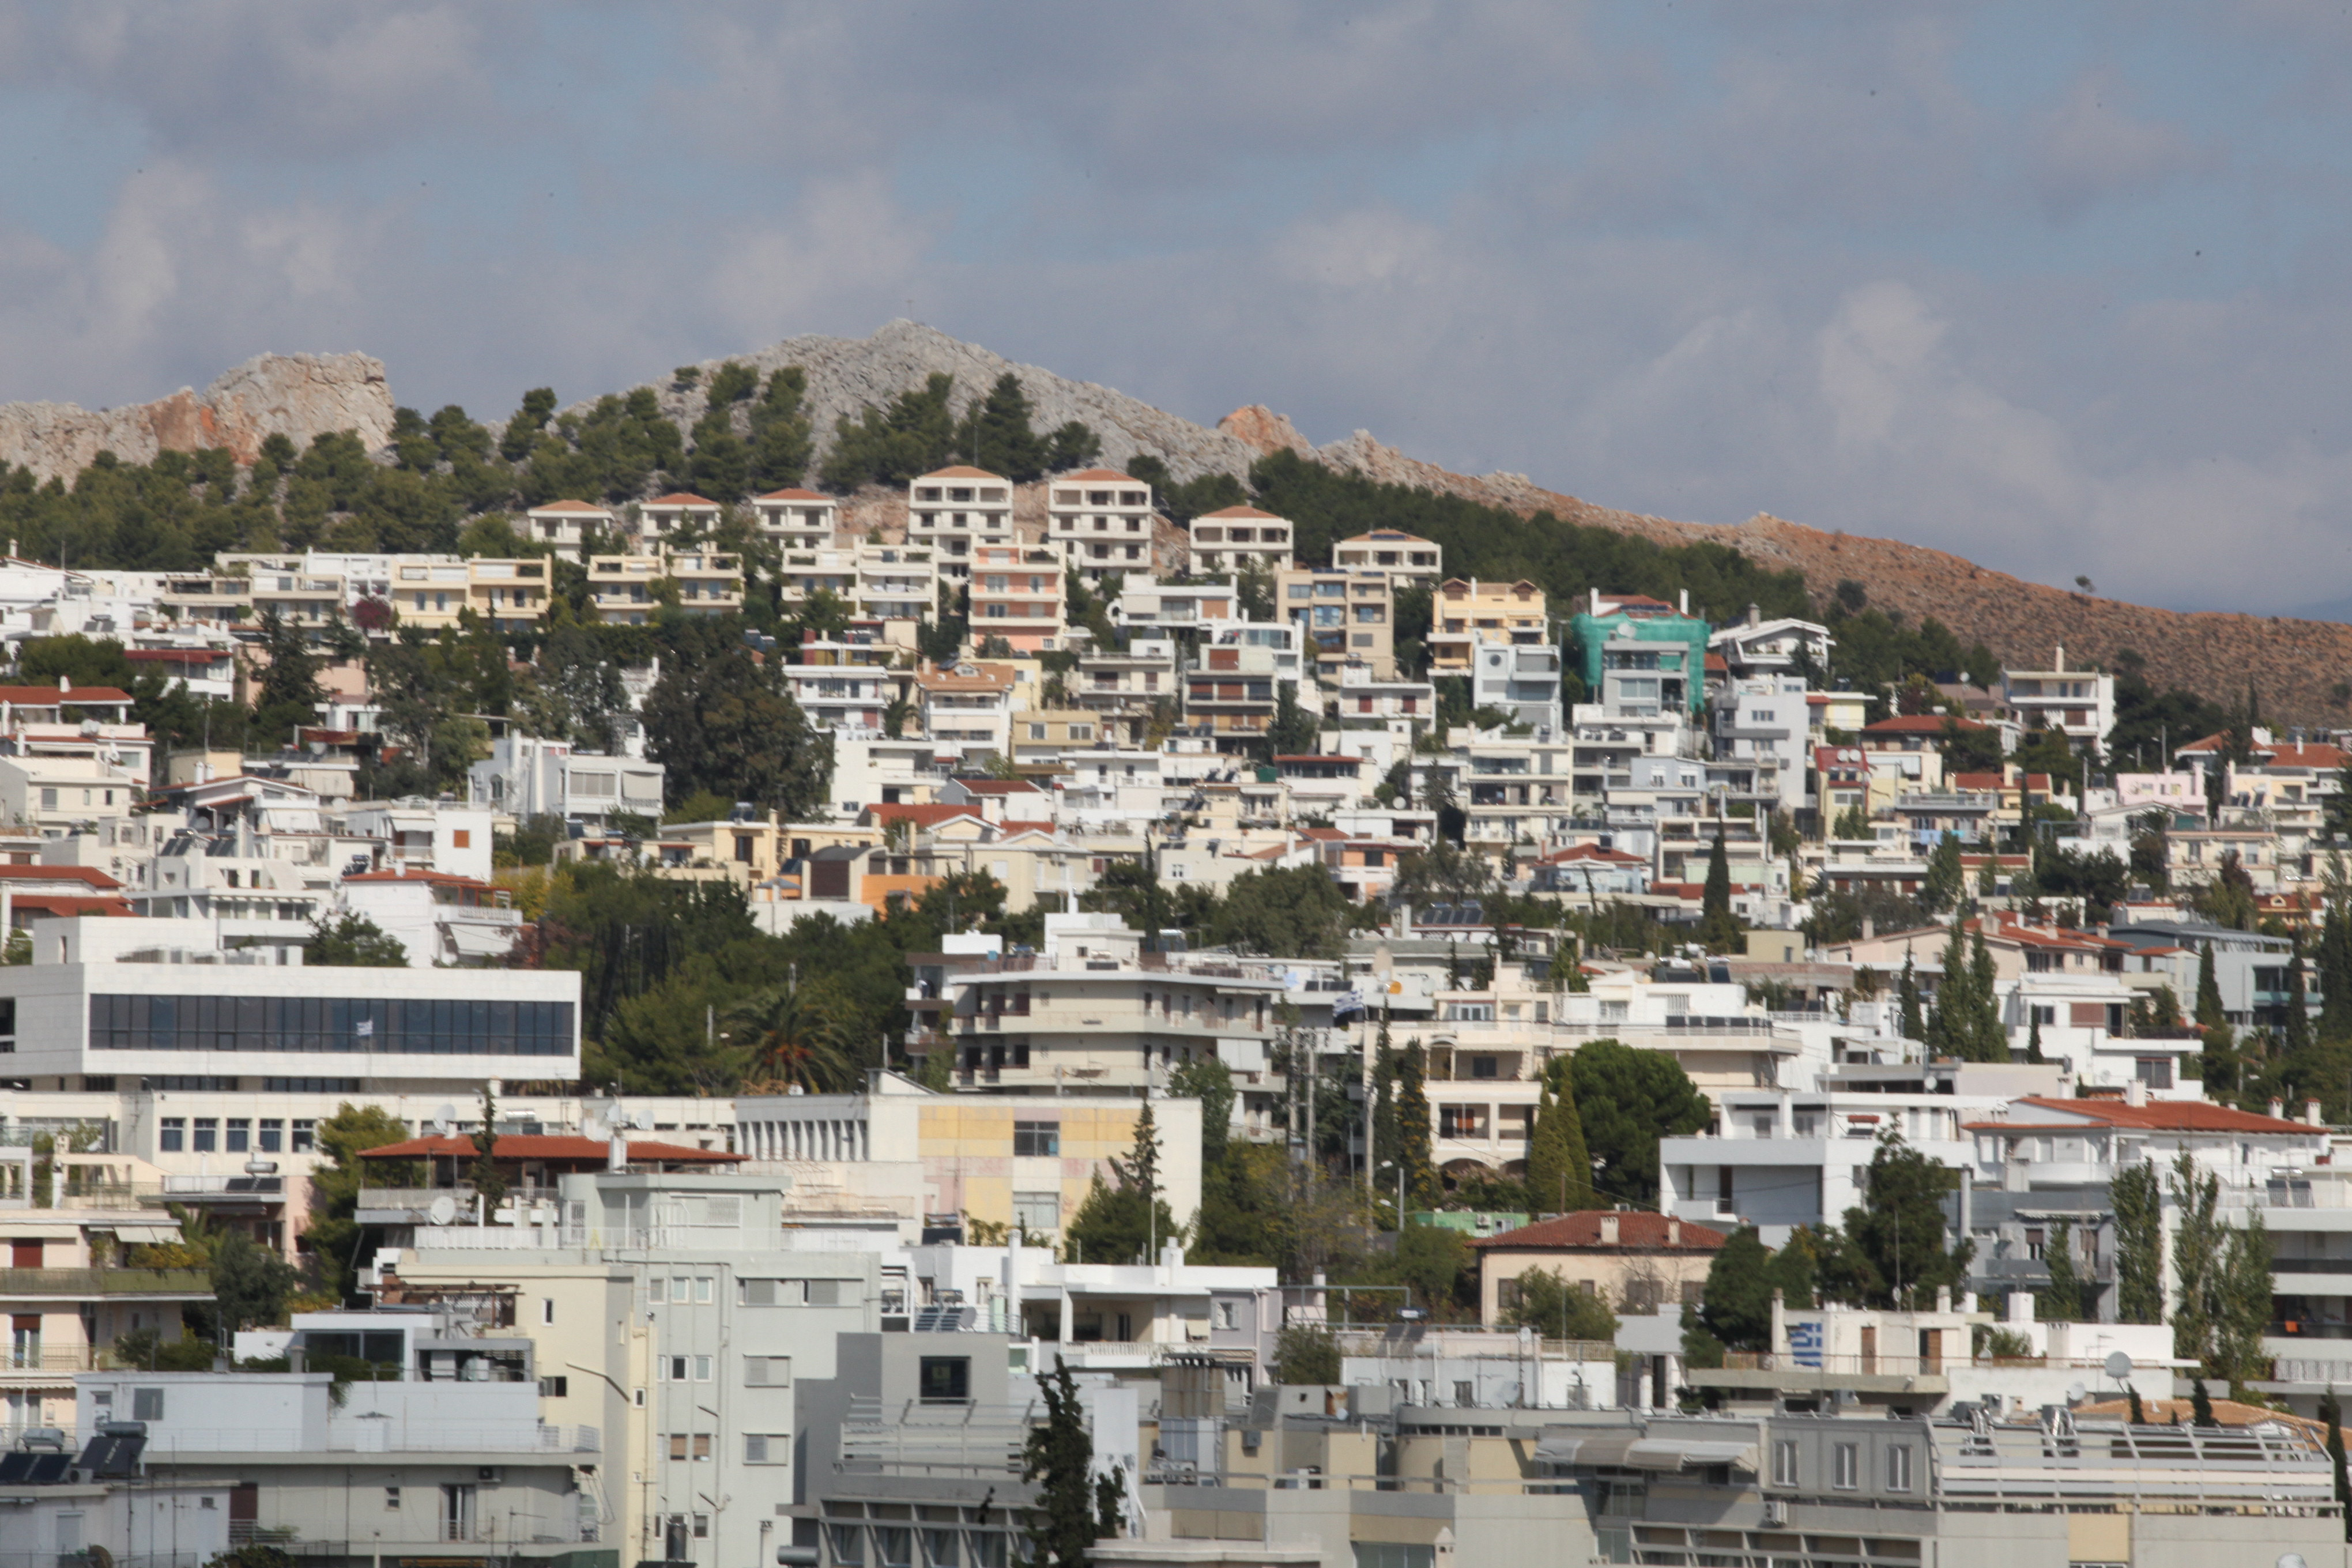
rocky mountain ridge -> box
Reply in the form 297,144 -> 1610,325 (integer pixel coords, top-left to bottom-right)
0,322 -> 2344,725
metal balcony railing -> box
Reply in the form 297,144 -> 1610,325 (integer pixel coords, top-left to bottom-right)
0,1268 -> 212,1297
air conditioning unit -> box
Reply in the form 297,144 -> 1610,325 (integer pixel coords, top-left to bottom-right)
477,1467 -> 503,1484
1761,1499 -> 1786,1526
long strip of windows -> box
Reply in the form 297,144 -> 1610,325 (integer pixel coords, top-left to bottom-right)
90,995 -> 574,1056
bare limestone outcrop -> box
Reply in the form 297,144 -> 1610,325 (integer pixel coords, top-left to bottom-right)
0,352 -> 393,483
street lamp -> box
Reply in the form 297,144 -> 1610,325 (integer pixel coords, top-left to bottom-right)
1379,1159 -> 1405,1228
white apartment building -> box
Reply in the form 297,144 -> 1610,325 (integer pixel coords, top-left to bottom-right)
915,661 -> 1020,764
1188,506 -> 1294,576
636,491 -> 725,544
851,544 -> 937,623
907,466 -> 1014,582
1114,575 -> 1237,636
2001,647 -> 2115,756
338,868 -> 523,967
1713,674 -> 1812,809
1708,611 -> 1833,682
751,487 -> 840,548
525,498 -> 619,548
1330,529 -> 1443,587
468,733 -> 666,825
1046,469 -> 1157,583
1470,640 -> 1563,736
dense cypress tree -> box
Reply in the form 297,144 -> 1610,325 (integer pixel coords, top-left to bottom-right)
2287,934 -> 2314,1054
1698,834 -> 1739,951
2112,1158 -> 2165,1324
1022,1356 -> 1098,1568
1898,953 -> 1924,1041
2322,900 -> 2352,1038
1969,926 -> 2005,1061
1397,1039 -> 1436,1210
2325,1385 -> 2352,1537
2195,941 -> 2239,1094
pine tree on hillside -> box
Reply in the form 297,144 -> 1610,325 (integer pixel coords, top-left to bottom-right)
1698,834 -> 1740,951
1397,1039 -> 1436,1211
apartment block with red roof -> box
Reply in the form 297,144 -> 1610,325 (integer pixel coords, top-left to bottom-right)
907,465 -> 1014,581
1472,1211 -> 1727,1324
1047,469 -> 1158,583
915,661 -> 1020,763
522,498 -> 617,547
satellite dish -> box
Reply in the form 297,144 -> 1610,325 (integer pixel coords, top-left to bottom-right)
2066,1382 -> 2087,1404
2104,1351 -> 2134,1381
428,1195 -> 458,1226
632,1110 -> 653,1130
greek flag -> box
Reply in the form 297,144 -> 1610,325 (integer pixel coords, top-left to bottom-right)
355,1019 -> 375,1038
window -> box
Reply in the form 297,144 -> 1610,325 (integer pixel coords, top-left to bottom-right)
831,1525 -> 865,1566
258,1119 -> 283,1153
386,1487 -> 401,1510
1012,1191 -> 1061,1234
1832,1442 -> 1859,1490
193,1118 -> 217,1153
919,1356 -> 971,1403
746,1433 -> 789,1463
1469,1056 -> 1498,1079
538,1375 -> 568,1397
695,1355 -> 713,1381
160,1118 -> 184,1153
745,1356 -> 792,1385
1886,1443 -> 1913,1492
663,1355 -> 688,1381
291,1120 -> 316,1152
2135,1057 -> 2174,1089
1013,1121 -> 1060,1157
542,1298 -> 555,1325
225,1118 -> 250,1153
132,1388 -> 164,1421
696,1277 -> 714,1303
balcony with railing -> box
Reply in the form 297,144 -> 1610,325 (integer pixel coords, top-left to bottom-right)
0,1268 -> 212,1299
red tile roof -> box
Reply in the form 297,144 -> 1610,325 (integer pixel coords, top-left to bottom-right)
0,865 -> 123,889
1863,714 -> 1987,733
528,499 -> 612,513
862,802 -> 985,828
9,893 -> 135,918
1541,844 -> 1646,865
125,648 -> 229,664
1197,505 -> 1281,520
1058,469 -> 1142,484
949,778 -> 1043,795
917,466 -> 1007,481
644,492 -> 719,508
1970,1095 -> 2316,1135
754,488 -> 831,503
359,1134 -> 741,1163
1472,1212 -> 1728,1251
344,869 -> 492,889
0,686 -> 133,705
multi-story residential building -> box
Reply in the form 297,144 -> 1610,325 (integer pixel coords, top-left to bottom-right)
2001,646 -> 2115,756
0,683 -> 152,786
776,545 -> 858,610
337,868 -> 523,967
1010,708 -> 1110,765
916,661 -> 1019,763
0,755 -> 140,837
1472,1211 -> 1727,1322
523,497 -> 617,548
1047,468 -> 1157,582
1569,591 -> 1711,718
751,486 -> 839,546
635,490 -> 723,544
968,544 -> 1066,652
927,914 -> 1282,1098
852,544 -> 937,624
1183,620 -> 1302,752
1427,578 -> 1547,674
1114,574 -> 1237,636
467,733 -> 665,824
386,556 -> 552,632
1708,606 -> 1834,681
1188,506 -> 1294,576
1276,566 -> 1394,679
1329,662 -> 1434,736
1714,674 -> 1813,809
587,549 -> 743,623
1072,638 -> 1177,746
785,636 -> 903,737
1330,528 -> 1442,586
907,466 -> 1015,582
1469,640 -> 1563,736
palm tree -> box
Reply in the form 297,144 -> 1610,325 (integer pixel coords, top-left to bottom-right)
726,981 -> 861,1094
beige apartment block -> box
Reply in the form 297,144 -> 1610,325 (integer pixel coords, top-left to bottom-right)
907,466 -> 1015,581
1332,528 -> 1443,587
1189,506 -> 1295,576
1428,577 -> 1547,673
1277,565 -> 1394,679
749,487 -> 839,548
1047,468 -> 1157,583
522,498 -> 617,548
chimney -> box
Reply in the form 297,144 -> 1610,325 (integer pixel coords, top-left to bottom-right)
2124,1077 -> 2148,1107
1747,602 -> 1760,627
1935,1285 -> 1951,1314
608,1130 -> 628,1172
1667,1218 -> 1682,1245
2271,1098 -> 2286,1121
1679,588 -> 1689,616
2309,1099 -> 2325,1127
1591,588 -> 1601,616
2053,644 -> 2064,672
1599,1214 -> 1620,1245
2007,1291 -> 2036,1325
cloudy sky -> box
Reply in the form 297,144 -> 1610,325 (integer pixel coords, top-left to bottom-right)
2,3 -> 2349,615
